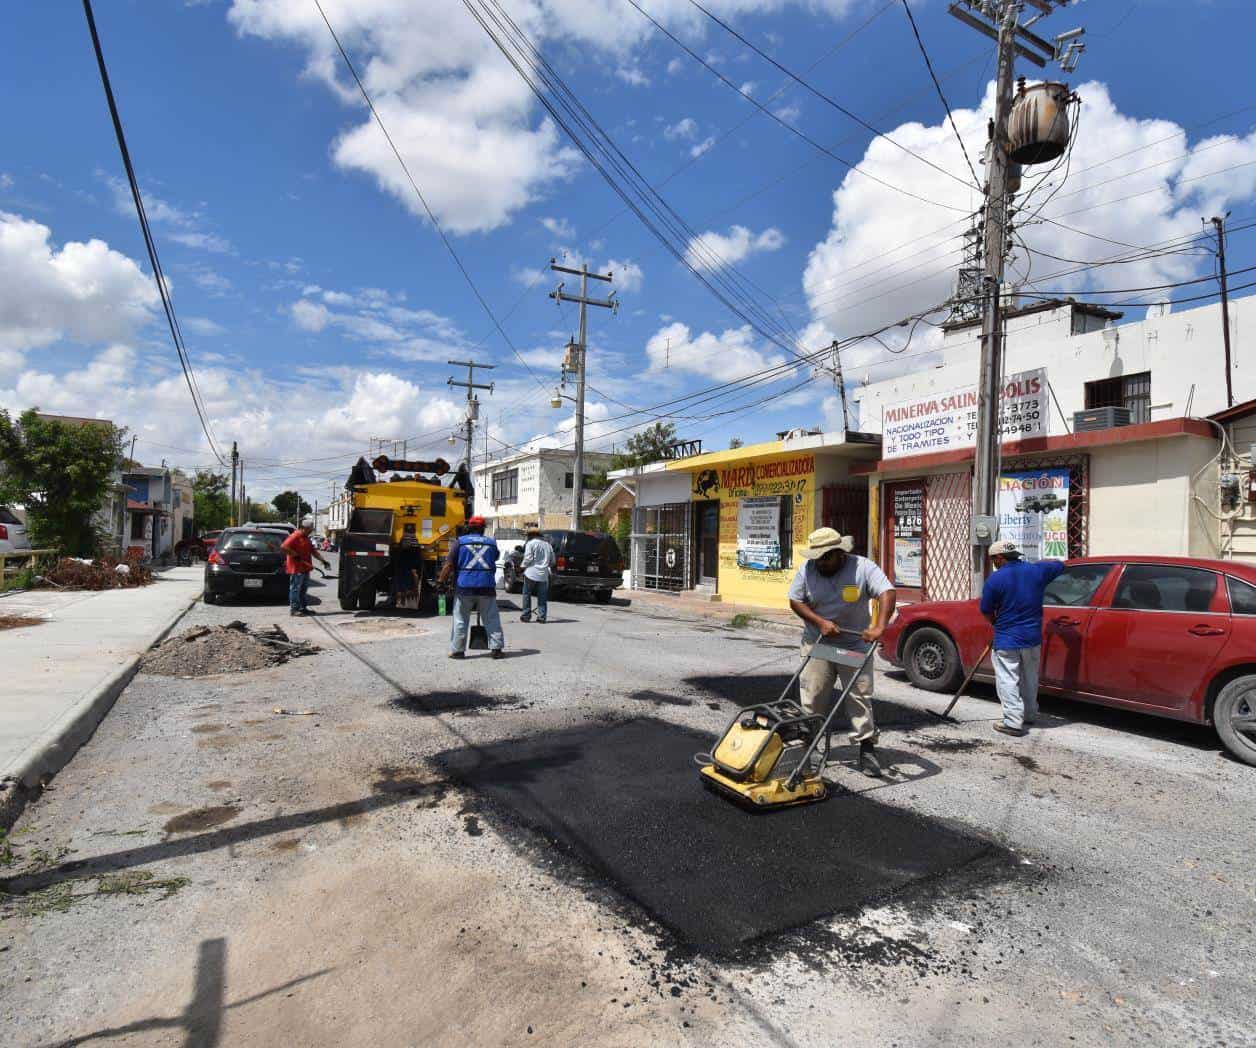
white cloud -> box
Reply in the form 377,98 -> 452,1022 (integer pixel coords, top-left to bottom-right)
615,65 -> 650,88
540,216 -> 575,240
0,211 -> 157,351
645,321 -> 783,380
511,265 -> 547,288
739,81 -> 756,97
289,286 -> 463,354
684,225 -> 785,271
291,298 -> 330,332
603,258 -> 643,293
664,117 -> 699,141
689,136 -> 717,159
773,103 -> 801,123
168,231 -> 233,254
184,316 -> 226,336
0,174 -> 13,191
666,57 -> 684,76
801,80 -> 1256,375
101,171 -> 231,254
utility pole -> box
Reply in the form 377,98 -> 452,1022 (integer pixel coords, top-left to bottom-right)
237,458 -> 245,523
448,359 -> 495,513
950,0 -> 1083,595
829,340 -> 850,432
229,441 -> 239,527
1210,215 -> 1235,409
550,261 -> 616,529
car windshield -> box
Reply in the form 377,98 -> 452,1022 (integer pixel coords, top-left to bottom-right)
220,531 -> 285,553
565,533 -> 614,557
0,507 -> 21,525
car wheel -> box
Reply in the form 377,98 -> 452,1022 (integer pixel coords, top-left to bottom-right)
504,562 -> 522,594
902,626 -> 962,693
203,589 -> 217,605
1214,675 -> 1256,767
594,588 -> 613,604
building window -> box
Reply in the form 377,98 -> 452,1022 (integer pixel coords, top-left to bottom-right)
491,469 -> 518,504
130,514 -> 146,540
564,472 -> 596,489
1085,371 -> 1151,424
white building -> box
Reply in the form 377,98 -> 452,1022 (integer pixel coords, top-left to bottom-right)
471,448 -> 615,534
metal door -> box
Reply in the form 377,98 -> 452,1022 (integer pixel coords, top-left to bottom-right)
695,500 -> 720,587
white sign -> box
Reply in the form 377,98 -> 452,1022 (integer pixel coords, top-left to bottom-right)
997,469 -> 1070,561
882,368 -> 1048,459
735,496 -> 782,571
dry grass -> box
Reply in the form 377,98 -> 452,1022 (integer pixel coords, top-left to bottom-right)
0,615 -> 42,631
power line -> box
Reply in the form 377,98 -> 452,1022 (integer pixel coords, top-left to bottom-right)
82,0 -> 226,468
899,0 -> 982,187
682,0 -> 979,190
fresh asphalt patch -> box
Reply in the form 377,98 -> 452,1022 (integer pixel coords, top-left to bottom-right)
684,673 -> 935,729
437,717 -> 1015,956
388,690 -> 531,716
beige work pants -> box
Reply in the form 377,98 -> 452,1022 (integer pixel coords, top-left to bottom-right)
798,641 -> 878,745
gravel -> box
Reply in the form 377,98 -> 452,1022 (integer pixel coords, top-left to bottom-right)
139,620 -> 320,677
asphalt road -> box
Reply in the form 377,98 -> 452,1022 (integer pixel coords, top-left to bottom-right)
2,558 -> 1253,1047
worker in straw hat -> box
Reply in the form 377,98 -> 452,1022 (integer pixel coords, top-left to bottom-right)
787,527 -> 896,777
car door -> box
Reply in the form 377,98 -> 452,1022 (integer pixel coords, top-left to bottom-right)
1039,562 -> 1116,691
1083,563 -> 1229,710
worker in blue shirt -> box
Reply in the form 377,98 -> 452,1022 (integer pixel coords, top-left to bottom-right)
979,539 -> 1064,737
438,515 -> 504,659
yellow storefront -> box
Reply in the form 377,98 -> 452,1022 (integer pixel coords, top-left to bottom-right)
663,433 -> 879,610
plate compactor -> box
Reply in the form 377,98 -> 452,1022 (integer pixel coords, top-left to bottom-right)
699,636 -> 879,810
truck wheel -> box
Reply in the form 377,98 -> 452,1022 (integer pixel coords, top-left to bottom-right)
339,592 -> 358,611
358,586 -> 377,611
902,626 -> 962,693
594,588 -> 613,604
1214,675 -> 1256,767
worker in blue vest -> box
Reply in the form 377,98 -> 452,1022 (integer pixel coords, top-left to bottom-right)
438,515 -> 505,659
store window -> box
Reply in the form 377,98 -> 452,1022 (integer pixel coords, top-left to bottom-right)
491,469 -> 518,504
733,495 -> 792,571
563,472 -> 596,489
1085,371 -> 1151,424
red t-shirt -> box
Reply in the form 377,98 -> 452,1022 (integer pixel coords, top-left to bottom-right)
281,531 -> 314,574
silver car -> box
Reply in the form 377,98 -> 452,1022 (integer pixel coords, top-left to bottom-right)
0,506 -> 32,554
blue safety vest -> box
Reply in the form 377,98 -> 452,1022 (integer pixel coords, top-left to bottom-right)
455,533 -> 499,591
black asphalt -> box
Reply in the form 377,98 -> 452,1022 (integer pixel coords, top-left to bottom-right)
438,717 -> 1005,954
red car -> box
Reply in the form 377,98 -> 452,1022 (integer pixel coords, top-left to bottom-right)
879,556 -> 1256,766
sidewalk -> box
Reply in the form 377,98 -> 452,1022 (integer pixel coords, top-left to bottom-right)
622,586 -> 798,636
0,567 -> 201,812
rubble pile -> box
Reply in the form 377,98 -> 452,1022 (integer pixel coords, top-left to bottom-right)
43,553 -> 153,590
140,621 -> 321,677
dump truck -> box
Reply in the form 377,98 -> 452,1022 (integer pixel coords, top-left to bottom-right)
336,454 -> 471,612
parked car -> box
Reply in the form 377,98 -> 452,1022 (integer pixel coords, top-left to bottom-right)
243,521 -> 297,535
0,506 -> 32,555
203,527 -> 290,604
501,530 -> 623,603
879,556 -> 1256,766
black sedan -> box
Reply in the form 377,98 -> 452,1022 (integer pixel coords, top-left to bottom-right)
501,530 -> 623,603
203,527 -> 289,604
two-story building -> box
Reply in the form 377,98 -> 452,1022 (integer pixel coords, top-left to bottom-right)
472,448 -> 616,535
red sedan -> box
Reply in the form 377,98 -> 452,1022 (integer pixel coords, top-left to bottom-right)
879,556 -> 1256,766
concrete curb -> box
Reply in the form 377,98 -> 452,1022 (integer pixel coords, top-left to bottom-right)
0,591 -> 200,830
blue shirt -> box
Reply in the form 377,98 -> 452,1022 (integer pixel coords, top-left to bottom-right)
445,534 -> 498,595
979,559 -> 1065,650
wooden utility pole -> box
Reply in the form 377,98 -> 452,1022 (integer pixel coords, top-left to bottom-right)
1211,215 -> 1235,409
230,441 -> 239,527
448,360 -> 495,514
550,261 -> 615,529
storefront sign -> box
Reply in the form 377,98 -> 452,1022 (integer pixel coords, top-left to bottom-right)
694,454 -> 815,499
882,369 -> 1048,459
891,486 -> 924,588
997,469 -> 1069,561
736,496 -> 783,571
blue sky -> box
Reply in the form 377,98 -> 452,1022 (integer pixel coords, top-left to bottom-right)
1,0 -> 1253,500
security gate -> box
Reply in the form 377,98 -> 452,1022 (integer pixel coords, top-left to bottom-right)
631,502 -> 691,591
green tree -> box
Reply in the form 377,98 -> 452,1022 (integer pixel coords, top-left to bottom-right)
611,421 -> 678,470
0,408 -> 124,555
192,470 -> 231,532
271,490 -> 312,521
246,501 -> 282,523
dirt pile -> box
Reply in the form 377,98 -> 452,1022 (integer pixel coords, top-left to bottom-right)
140,621 -> 321,677
43,553 -> 153,590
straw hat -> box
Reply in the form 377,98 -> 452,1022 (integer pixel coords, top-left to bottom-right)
800,527 -> 854,559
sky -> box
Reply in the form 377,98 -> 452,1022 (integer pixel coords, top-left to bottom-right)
2,0 -> 1254,502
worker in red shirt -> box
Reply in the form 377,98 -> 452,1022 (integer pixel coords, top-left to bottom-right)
281,517 -> 330,616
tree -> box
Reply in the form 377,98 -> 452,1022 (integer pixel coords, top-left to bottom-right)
0,408 -> 124,556
246,501 -> 282,523
192,470 -> 231,533
611,421 -> 678,470
271,490 -> 311,521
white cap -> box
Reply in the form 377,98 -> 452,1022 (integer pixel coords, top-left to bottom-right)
300,516 -> 314,527
988,539 -> 1021,558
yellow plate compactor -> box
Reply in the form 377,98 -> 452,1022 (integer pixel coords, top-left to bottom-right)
699,637 -> 879,810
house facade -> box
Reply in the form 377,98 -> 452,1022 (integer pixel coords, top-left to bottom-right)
471,448 -> 615,534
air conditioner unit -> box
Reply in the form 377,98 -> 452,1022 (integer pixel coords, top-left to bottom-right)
1073,406 -> 1132,432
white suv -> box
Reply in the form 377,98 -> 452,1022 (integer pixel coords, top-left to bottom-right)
0,506 -> 31,554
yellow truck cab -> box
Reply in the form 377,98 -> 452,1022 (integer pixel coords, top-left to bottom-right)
337,455 -> 470,612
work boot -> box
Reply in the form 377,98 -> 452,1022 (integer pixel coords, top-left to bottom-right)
491,649 -> 505,660
520,614 -> 532,622
993,723 -> 1028,738
858,740 -> 882,778
448,651 -> 465,660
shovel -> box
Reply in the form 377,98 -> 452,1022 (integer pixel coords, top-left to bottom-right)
468,608 -> 489,651
929,641 -> 993,722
